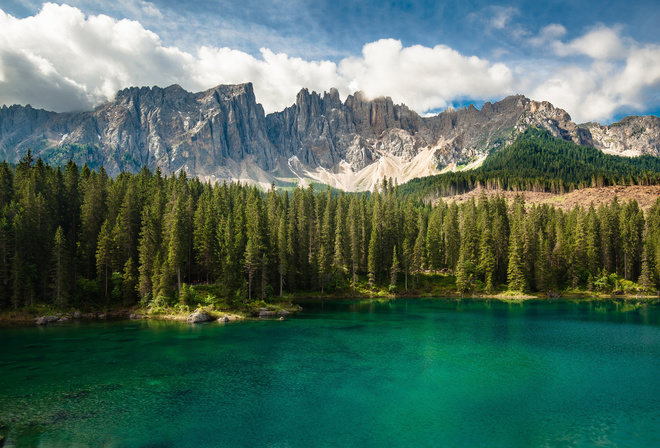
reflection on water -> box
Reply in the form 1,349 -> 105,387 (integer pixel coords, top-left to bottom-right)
1,299 -> 659,447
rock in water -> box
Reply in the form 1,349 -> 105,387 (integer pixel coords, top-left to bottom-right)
187,308 -> 213,323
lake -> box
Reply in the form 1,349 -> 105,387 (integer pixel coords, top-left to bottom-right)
1,299 -> 659,447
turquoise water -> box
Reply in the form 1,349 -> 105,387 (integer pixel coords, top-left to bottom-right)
1,299 -> 660,447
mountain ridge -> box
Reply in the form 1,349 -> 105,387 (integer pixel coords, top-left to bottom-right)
1,83 -> 658,190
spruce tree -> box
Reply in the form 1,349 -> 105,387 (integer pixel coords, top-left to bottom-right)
390,245 -> 400,290
51,226 -> 69,306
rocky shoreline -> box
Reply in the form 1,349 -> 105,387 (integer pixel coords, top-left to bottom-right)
2,294 -> 657,327
1,304 -> 304,326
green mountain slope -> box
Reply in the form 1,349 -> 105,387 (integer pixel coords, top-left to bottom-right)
399,128 -> 660,200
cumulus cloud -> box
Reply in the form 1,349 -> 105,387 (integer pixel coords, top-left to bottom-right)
528,25 -> 660,122
192,47 -> 350,113
0,3 -> 191,110
0,3 -> 514,115
338,39 -> 514,112
1,3 -> 659,124
552,25 -> 628,60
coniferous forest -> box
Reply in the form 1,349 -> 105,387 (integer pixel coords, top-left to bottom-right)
1,146 -> 660,312
400,128 -> 660,201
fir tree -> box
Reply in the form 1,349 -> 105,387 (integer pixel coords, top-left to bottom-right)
390,245 -> 400,290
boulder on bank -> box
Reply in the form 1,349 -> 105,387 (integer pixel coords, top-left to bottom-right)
35,315 -> 60,325
73,311 -> 81,319
187,308 -> 213,323
129,313 -> 142,320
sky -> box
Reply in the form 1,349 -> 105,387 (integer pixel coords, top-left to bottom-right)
1,1 -> 659,123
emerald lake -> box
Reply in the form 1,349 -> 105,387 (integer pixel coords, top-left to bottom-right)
1,299 -> 660,447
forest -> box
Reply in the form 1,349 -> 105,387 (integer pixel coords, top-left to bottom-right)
1,147 -> 660,313
399,128 -> 660,201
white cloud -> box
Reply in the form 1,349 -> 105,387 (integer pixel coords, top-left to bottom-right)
552,25 -> 627,60
0,4 -> 514,115
488,6 -> 520,30
192,47 -> 350,113
338,39 -> 514,112
528,25 -> 660,122
1,4 -> 659,125
528,24 -> 567,47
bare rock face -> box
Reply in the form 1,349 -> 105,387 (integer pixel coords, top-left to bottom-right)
1,83 -> 659,191
583,116 -> 660,157
0,83 -> 277,180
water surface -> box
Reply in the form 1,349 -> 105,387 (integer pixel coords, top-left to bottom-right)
1,299 -> 659,447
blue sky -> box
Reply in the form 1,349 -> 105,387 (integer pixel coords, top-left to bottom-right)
1,1 -> 659,123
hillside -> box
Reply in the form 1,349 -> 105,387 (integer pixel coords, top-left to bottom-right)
441,185 -> 660,211
399,128 -> 660,201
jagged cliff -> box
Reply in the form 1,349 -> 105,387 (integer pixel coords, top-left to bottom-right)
0,83 -> 658,190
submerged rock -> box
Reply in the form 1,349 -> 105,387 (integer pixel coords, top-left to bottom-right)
187,308 -> 213,323
217,314 -> 242,323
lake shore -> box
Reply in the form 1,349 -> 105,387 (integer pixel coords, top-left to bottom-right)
1,289 -> 658,325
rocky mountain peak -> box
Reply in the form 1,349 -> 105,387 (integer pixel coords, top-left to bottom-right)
0,83 -> 659,191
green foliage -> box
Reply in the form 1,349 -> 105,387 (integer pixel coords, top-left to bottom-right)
1,152 -> 659,314
399,128 -> 660,201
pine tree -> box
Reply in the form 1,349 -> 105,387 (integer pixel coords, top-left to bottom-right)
444,202 -> 460,271
479,226 -> 496,293
367,225 -> 379,289
166,194 -> 188,297
96,219 -> 114,300
390,245 -> 400,290
277,214 -> 287,296
412,213 -> 425,289
332,201 -> 347,283
455,251 -> 469,293
122,257 -> 138,305
347,197 -> 360,292
244,237 -> 258,301
507,196 -> 528,292
638,243 -> 654,290
51,226 -> 69,306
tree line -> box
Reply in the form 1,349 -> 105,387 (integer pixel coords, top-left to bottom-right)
1,151 -> 659,310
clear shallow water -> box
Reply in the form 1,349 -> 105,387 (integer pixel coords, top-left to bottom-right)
1,299 -> 660,448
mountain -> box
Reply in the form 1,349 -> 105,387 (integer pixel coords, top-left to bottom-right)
398,127 -> 660,201
1,83 -> 659,190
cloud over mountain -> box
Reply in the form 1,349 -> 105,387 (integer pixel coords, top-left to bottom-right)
1,3 -> 660,123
